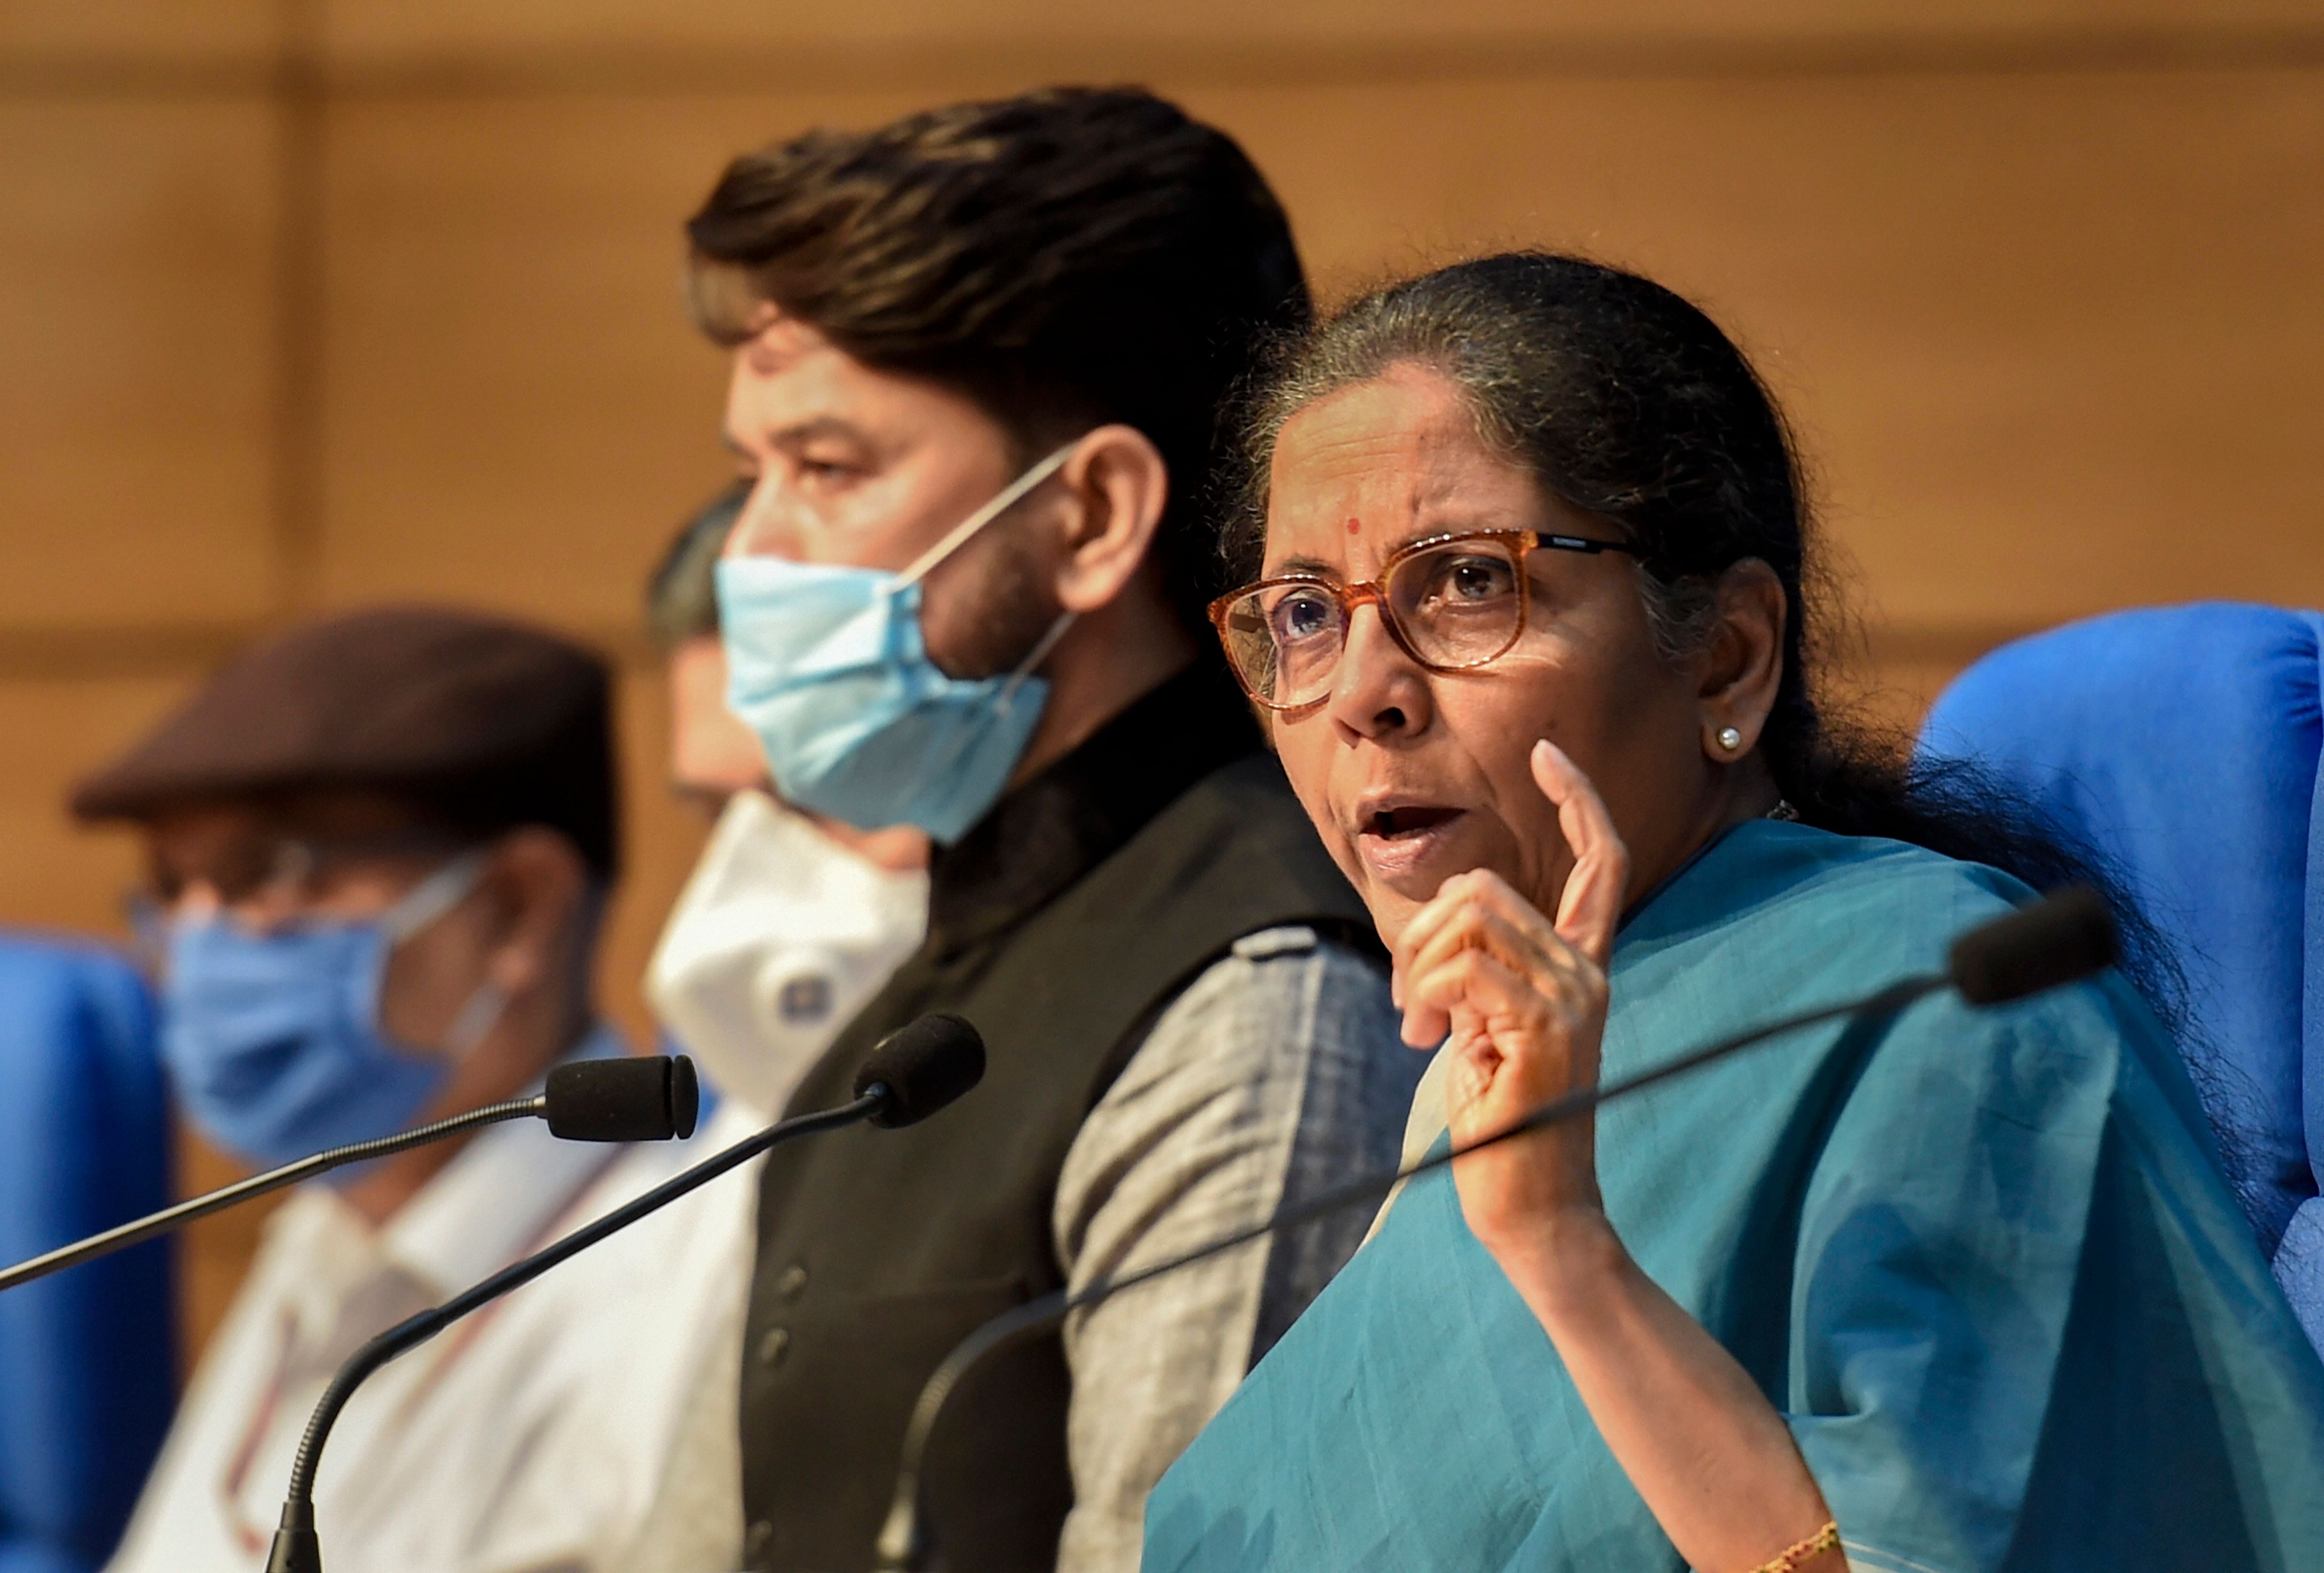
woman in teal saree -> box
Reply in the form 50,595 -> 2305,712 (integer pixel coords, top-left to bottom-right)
1146,253 -> 2324,1573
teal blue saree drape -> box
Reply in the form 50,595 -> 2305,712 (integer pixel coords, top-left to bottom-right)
1146,823 -> 2324,1573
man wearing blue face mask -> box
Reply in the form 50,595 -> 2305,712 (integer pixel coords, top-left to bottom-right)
79,607 -> 745,1573
675,88 -> 1427,1573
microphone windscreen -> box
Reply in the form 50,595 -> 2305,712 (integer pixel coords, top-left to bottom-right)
545,1055 -> 701,1141
1948,885 -> 2120,1007
854,1014 -> 985,1129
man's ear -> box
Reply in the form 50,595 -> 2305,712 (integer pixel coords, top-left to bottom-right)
1050,423 -> 1170,615
479,828 -> 591,1000
1696,558 -> 1787,759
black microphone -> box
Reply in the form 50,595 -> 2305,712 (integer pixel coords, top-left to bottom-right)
544,1054 -> 702,1141
870,887 -> 2119,1571
261,1014 -> 985,1573
0,1055 -> 700,1295
857,1011 -> 988,1127
1947,882 -> 2117,1005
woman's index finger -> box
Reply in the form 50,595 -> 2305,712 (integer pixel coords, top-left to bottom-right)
1530,739 -> 1629,968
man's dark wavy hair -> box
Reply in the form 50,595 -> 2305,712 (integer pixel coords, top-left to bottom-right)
686,86 -> 1311,636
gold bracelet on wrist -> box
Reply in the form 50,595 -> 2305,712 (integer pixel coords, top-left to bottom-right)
1748,1520 -> 1840,1573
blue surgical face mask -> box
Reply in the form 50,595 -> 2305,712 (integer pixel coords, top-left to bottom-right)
717,442 -> 1081,844
160,852 -> 505,1169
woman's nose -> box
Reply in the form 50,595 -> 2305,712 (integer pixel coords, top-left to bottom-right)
1325,604 -> 1431,740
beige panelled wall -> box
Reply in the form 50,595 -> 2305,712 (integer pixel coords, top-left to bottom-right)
4,0 -> 2322,1359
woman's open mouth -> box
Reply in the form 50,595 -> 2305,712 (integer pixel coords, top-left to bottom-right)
1365,805 -> 1461,838
1354,803 -> 1468,881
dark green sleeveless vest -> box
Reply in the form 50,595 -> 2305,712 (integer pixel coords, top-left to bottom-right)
734,667 -> 1374,1573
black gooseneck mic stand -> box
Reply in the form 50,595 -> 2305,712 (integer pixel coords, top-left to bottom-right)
262,1013 -> 986,1573
0,1053 -> 701,1295
870,886 -> 2120,1572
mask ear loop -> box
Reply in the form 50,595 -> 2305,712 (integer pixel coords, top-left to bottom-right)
375,850 -> 507,1062
377,849 -> 491,944
901,441 -> 1085,715
438,978 -> 510,1063
997,611 -> 1075,709
896,441 -> 1083,588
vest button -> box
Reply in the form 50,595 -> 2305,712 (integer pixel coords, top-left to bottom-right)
742,1517 -> 773,1564
776,1262 -> 809,1299
756,1325 -> 792,1368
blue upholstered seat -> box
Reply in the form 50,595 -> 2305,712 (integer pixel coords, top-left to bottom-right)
0,934 -> 175,1573
1917,602 -> 2324,1355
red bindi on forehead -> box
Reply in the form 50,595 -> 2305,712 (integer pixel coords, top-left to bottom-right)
1346,517 -> 1361,534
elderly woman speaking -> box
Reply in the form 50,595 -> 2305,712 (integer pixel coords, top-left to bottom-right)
1142,254 -> 2324,1573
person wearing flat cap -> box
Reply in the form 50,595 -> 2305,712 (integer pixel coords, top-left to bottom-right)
91,606 -> 736,1573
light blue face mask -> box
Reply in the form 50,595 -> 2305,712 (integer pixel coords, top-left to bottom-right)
159,853 -> 506,1170
717,443 -> 1081,844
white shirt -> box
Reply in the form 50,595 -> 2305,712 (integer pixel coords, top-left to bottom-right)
109,1027 -> 754,1573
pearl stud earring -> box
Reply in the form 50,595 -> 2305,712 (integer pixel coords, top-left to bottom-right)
1715,726 -> 1743,752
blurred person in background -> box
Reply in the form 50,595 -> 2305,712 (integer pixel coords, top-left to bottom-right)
689,86 -> 1423,1573
654,479 -> 775,819
615,483 -> 928,1573
643,481 -> 926,1119
82,607 -> 736,1573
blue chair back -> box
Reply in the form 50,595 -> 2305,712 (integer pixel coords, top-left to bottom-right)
1917,601 -> 2324,1352
0,934 -> 176,1573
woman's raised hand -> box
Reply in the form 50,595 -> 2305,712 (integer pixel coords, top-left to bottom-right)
1390,739 -> 1630,1261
